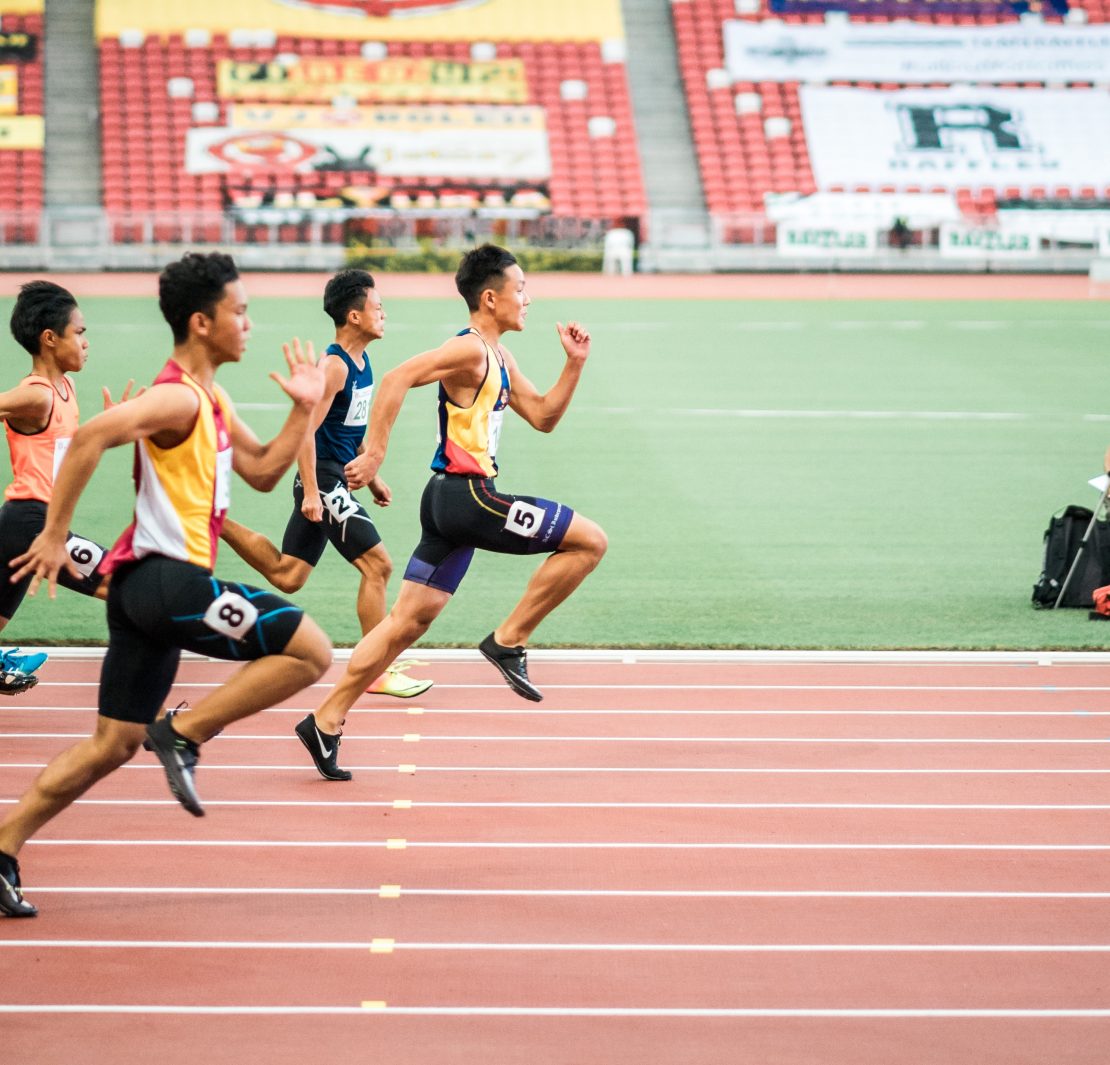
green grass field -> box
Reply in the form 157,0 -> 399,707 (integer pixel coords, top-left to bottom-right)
1,292 -> 1107,650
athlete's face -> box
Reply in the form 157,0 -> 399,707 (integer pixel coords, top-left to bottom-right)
357,288 -> 386,341
53,307 -> 88,373
201,281 -> 251,363
489,265 -> 530,332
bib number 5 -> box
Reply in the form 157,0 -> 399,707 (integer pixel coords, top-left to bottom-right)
505,500 -> 545,539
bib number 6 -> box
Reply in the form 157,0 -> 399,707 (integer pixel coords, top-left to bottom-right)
64,535 -> 104,579
203,590 -> 259,642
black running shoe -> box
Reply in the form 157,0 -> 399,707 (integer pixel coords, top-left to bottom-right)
294,714 -> 352,781
479,632 -> 543,702
144,716 -> 204,817
0,850 -> 36,918
0,669 -> 37,696
142,702 -> 188,753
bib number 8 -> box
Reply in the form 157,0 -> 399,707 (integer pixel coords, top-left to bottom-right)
203,590 -> 259,642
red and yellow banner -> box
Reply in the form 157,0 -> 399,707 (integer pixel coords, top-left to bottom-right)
217,57 -> 527,104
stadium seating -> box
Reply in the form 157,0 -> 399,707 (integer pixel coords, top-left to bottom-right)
97,33 -> 646,244
0,9 -> 43,241
672,0 -> 1107,242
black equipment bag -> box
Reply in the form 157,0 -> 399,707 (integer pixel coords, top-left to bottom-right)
1032,505 -> 1110,608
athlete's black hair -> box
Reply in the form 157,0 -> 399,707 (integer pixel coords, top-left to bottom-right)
455,244 -> 518,312
323,268 -> 376,328
10,280 -> 79,355
158,252 -> 240,344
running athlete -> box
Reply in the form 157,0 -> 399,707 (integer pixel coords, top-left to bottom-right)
0,282 -> 136,693
219,269 -> 431,728
294,244 -> 607,781
0,252 -> 332,918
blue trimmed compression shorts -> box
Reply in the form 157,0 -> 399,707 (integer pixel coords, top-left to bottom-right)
402,472 -> 574,595
98,554 -> 305,724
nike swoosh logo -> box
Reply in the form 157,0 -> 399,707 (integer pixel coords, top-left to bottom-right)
316,731 -> 334,759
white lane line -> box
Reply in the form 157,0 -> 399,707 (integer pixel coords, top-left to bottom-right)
7,763 -> 1110,775
2,1006 -> 1110,1018
8,733 -> 1110,744
4,940 -> 1110,953
24,841 -> 1110,851
14,707 -> 1110,717
26,886 -> 1110,900
22,682 -> 1110,692
9,799 -> 1110,812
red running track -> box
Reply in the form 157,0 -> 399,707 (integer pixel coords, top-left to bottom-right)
2,651 -> 1110,1064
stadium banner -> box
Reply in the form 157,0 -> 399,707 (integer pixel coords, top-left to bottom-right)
95,0 -> 624,44
0,32 -> 36,62
768,0 -> 1067,13
800,86 -> 1110,192
226,102 -> 546,133
0,114 -> 42,149
217,57 -> 527,104
723,22 -> 1110,83
0,66 -> 17,115
185,122 -> 550,179
939,223 -> 1039,258
776,221 -> 877,257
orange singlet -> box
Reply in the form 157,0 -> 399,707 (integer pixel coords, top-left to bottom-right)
4,374 -> 79,504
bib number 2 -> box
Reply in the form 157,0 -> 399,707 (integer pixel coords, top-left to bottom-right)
203,590 -> 259,642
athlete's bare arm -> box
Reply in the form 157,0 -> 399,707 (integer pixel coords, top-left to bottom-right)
505,321 -> 591,433
228,340 -> 325,492
0,382 -> 53,434
344,333 -> 488,490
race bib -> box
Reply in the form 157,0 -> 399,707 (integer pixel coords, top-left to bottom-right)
322,483 -> 358,523
505,499 -> 545,539
214,447 -> 232,513
487,408 -> 504,462
344,383 -> 373,428
52,437 -> 71,482
203,589 -> 258,642
65,535 -> 104,578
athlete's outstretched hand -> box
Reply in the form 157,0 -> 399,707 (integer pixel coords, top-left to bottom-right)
272,338 -> 325,412
101,378 -> 145,410
556,321 -> 591,364
369,475 -> 392,508
9,529 -> 80,601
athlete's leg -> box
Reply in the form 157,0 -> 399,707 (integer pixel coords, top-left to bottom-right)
315,580 -> 450,734
0,716 -> 146,856
351,542 -> 392,635
221,517 -> 314,594
495,513 -> 607,647
169,614 -> 332,744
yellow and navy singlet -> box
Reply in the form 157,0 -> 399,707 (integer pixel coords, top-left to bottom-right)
431,328 -> 510,478
102,360 -> 234,574
4,374 -> 79,504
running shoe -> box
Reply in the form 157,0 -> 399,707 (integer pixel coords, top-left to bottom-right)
1,648 -> 47,675
0,850 -> 36,918
478,632 -> 543,702
294,713 -> 352,781
365,661 -> 432,699
144,716 -> 205,817
0,670 -> 37,696
142,702 -> 191,752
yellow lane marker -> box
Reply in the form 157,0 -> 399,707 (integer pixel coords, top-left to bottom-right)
385,838 -> 407,850
392,799 -> 412,809
398,764 -> 417,775
360,1000 -> 388,1010
370,938 -> 395,954
402,734 -> 421,743
379,885 -> 402,898
406,707 -> 424,715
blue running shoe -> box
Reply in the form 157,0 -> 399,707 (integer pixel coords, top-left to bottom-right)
0,649 -> 48,675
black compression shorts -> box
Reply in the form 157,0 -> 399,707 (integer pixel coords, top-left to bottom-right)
98,555 -> 305,724
402,473 -> 574,595
0,499 -> 106,620
280,459 -> 382,566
